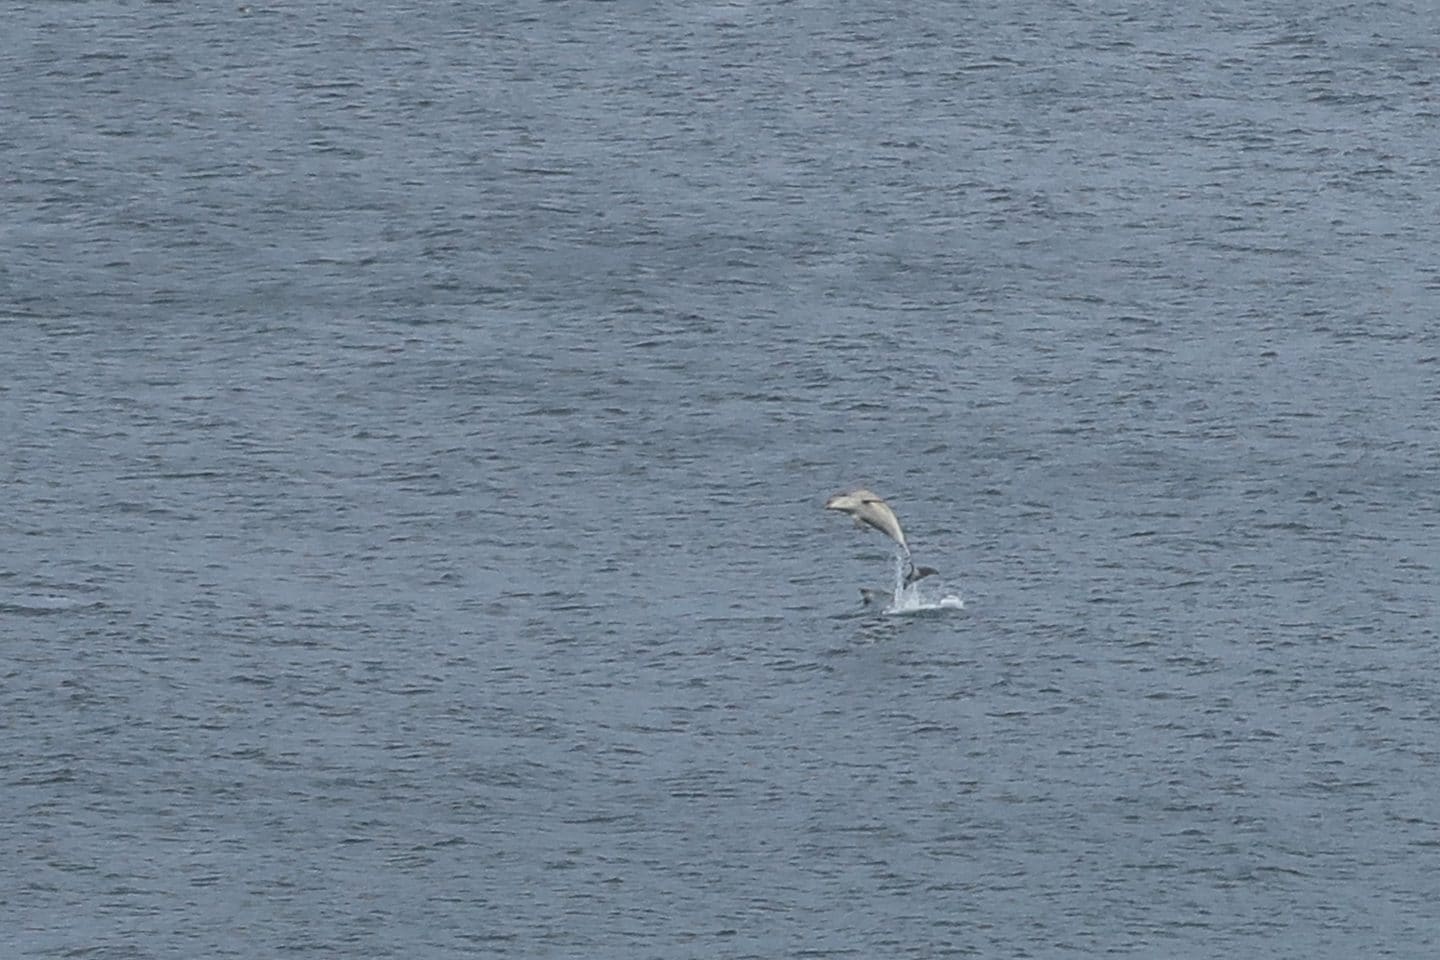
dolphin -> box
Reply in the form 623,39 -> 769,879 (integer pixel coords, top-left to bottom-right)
859,587 -> 889,607
824,488 -> 909,551
824,488 -> 938,584
860,568 -> 941,608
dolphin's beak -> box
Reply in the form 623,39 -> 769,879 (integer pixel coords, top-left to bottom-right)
823,494 -> 844,510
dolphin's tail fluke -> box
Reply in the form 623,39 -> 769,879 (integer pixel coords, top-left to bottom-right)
904,564 -> 939,586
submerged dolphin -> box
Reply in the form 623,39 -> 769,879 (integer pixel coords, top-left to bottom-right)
824,488 -> 938,585
859,587 -> 889,607
859,568 -> 940,608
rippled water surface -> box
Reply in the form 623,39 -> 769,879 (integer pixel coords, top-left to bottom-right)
4,2 -> 1439,957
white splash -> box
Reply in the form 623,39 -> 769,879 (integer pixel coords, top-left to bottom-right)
880,552 -> 965,615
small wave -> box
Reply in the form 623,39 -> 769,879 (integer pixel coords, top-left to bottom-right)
0,594 -> 104,615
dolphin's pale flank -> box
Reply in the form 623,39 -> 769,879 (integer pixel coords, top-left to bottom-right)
824,488 -> 909,552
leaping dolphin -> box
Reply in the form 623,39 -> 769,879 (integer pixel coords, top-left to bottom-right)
825,488 -> 908,551
824,488 -> 938,585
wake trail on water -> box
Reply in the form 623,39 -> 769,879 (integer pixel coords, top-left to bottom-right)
882,552 -> 964,615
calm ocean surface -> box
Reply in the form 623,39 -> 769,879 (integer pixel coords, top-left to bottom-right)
4,1 -> 1438,957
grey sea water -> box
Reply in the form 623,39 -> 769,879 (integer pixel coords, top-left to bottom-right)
3,1 -> 1438,957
